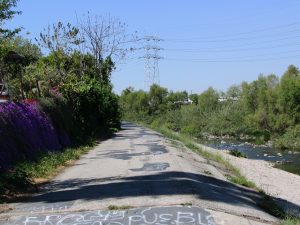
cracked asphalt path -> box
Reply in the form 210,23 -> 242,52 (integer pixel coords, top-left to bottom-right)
0,122 -> 279,225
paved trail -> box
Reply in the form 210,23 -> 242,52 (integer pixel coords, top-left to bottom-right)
0,123 -> 279,225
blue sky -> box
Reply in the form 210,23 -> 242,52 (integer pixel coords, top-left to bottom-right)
5,0 -> 300,94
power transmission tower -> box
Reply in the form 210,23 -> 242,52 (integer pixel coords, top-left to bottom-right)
140,36 -> 163,89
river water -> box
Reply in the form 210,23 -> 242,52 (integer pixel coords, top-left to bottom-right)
200,139 -> 300,175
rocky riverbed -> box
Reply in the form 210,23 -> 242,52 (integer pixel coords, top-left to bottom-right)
200,139 -> 300,175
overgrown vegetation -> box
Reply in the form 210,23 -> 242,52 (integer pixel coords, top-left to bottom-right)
0,1 -> 133,200
120,65 -> 300,151
0,142 -> 95,202
281,218 -> 300,225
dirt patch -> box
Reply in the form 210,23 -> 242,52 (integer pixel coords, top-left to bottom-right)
0,204 -> 12,214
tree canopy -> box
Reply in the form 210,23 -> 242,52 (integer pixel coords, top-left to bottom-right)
0,0 -> 21,39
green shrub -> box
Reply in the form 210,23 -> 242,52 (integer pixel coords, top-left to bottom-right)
229,149 -> 248,158
274,125 -> 300,151
181,124 -> 199,137
281,218 -> 300,225
227,175 -> 255,188
164,110 -> 182,132
60,77 -> 121,141
39,95 -> 73,143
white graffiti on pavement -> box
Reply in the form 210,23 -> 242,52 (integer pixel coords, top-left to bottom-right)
13,207 -> 217,225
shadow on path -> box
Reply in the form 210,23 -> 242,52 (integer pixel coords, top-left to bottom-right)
23,171 -> 262,208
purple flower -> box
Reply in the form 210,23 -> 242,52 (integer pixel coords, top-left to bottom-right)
0,101 -> 71,170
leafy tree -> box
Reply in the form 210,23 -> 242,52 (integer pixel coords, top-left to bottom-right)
121,86 -> 134,96
37,22 -> 82,54
278,65 -> 300,124
36,22 -> 83,85
198,87 -> 219,111
133,90 -> 149,113
0,37 -> 42,99
149,84 -> 168,113
189,93 -> 198,105
0,0 -> 21,39
119,89 -> 150,121
100,56 -> 115,85
167,91 -> 188,102
226,85 -> 241,99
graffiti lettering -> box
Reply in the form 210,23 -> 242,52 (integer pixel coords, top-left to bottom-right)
11,206 -> 217,225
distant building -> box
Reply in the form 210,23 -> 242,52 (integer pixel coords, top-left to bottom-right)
218,97 -> 239,102
184,98 -> 193,104
174,98 -> 193,107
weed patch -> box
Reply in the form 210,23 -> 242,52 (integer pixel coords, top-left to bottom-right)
180,202 -> 193,206
107,205 -> 133,210
0,142 -> 96,202
281,218 -> 300,225
229,149 -> 248,158
227,175 -> 256,189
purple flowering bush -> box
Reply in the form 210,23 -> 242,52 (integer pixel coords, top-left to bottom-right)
0,101 -> 70,170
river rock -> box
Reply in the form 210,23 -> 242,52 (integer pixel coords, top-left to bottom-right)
266,140 -> 273,148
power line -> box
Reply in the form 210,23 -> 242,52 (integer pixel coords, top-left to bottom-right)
167,49 -> 300,59
163,21 -> 300,41
164,33 -> 300,44
164,44 -> 300,53
164,54 -> 300,63
135,20 -> 300,66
